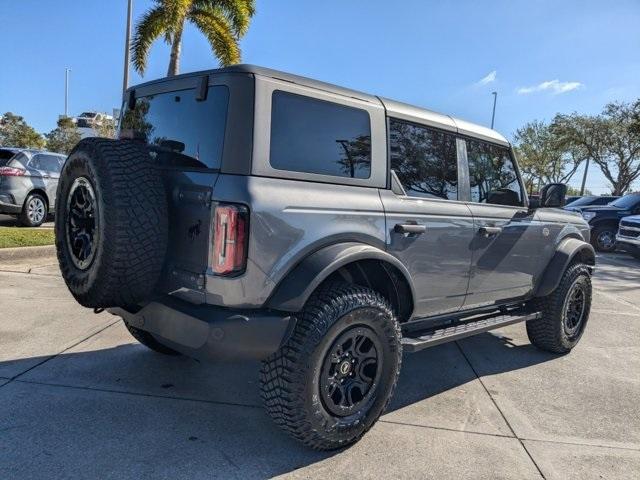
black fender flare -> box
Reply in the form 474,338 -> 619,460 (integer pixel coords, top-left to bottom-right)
535,237 -> 595,297
266,242 -> 416,313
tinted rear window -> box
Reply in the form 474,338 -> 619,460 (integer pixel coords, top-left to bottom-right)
270,91 -> 371,178
389,119 -> 458,200
120,86 -> 229,170
30,154 -> 64,172
0,149 -> 17,165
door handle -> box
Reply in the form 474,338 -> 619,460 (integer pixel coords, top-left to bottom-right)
478,226 -> 502,237
394,223 -> 427,234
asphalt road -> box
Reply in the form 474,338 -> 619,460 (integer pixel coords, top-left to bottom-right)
0,253 -> 639,479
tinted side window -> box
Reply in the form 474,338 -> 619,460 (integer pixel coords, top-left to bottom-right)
120,86 -> 229,170
270,91 -> 371,178
389,119 -> 458,200
32,154 -> 63,172
467,140 -> 523,206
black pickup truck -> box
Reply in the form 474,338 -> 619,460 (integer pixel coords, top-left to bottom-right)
577,193 -> 640,252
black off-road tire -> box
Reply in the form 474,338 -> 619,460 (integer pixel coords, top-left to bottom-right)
527,263 -> 592,354
19,192 -> 47,227
591,224 -> 617,252
260,282 -> 402,450
124,322 -> 181,356
55,138 -> 168,308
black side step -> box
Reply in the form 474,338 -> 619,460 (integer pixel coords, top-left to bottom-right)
402,311 -> 542,353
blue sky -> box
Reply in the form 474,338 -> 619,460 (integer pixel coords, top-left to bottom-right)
1,0 -> 639,192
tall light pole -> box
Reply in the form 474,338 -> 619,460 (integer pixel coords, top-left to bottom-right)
64,68 -> 71,118
123,0 -> 133,95
580,158 -> 590,196
490,91 -> 498,129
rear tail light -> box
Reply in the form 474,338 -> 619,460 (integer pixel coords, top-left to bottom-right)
212,203 -> 248,275
0,167 -> 25,176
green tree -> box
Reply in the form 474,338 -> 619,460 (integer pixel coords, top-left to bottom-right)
45,117 -> 82,155
94,117 -> 118,139
566,186 -> 592,196
513,120 -> 582,194
132,0 -> 255,77
0,112 -> 45,149
553,100 -> 640,196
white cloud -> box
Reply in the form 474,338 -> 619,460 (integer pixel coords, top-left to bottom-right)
517,79 -> 584,95
476,70 -> 497,86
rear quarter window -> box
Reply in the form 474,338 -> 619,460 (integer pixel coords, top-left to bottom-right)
269,91 -> 372,179
120,86 -> 229,170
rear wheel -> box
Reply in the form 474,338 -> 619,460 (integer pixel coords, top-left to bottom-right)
260,282 -> 402,450
527,263 -> 592,353
591,224 -> 617,252
19,193 -> 47,227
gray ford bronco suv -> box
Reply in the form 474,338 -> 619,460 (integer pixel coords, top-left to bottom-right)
55,65 -> 595,450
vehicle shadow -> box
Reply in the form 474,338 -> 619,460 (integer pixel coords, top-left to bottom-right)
0,327 -> 560,478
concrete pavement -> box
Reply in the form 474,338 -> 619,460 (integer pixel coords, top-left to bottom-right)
0,253 -> 639,479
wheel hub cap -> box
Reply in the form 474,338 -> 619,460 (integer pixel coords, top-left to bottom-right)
66,177 -> 98,270
598,231 -> 614,249
319,325 -> 382,417
563,281 -> 586,336
28,198 -> 45,223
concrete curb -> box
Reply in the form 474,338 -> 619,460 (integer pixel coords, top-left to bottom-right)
0,244 -> 56,262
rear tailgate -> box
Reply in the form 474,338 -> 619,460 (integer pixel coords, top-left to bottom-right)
119,81 -> 230,301
161,170 -> 218,295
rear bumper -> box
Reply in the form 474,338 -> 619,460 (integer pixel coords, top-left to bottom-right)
108,296 -> 296,361
0,196 -> 21,214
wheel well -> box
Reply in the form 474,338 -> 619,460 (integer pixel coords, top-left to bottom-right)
573,246 -> 596,267
591,220 -> 618,231
25,189 -> 49,211
324,259 -> 414,322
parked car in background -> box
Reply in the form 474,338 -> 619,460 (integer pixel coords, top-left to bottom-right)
0,147 -> 66,226
565,195 -> 582,205
616,215 -> 640,259
564,195 -> 619,211
580,193 -> 640,252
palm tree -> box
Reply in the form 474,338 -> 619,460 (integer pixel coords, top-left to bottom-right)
132,0 -> 255,77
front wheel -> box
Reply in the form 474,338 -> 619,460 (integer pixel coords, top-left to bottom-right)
527,263 -> 592,353
591,225 -> 617,252
260,283 -> 402,450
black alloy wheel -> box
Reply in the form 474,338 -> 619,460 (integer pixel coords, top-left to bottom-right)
319,326 -> 382,417
66,176 -> 98,270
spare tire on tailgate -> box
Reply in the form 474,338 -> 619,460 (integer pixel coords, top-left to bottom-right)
55,138 -> 168,308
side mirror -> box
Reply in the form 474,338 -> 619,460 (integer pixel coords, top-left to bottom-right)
539,183 -> 568,208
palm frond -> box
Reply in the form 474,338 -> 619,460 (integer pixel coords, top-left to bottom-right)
132,6 -> 169,74
192,0 -> 255,36
162,0 -> 192,44
190,6 -> 241,66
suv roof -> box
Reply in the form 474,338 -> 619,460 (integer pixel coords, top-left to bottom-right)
0,147 -> 65,157
128,64 -> 510,147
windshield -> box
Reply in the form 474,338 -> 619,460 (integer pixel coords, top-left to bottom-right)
610,195 -> 640,209
565,196 -> 596,207
119,86 -> 229,170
